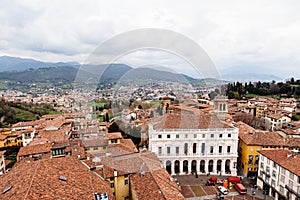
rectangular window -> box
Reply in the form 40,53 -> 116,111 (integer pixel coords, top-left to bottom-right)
176,147 -> 179,154
124,179 -> 129,185
289,180 -> 293,188
185,134 -> 188,138
250,147 -> 253,152
267,159 -> 270,165
158,147 -> 162,155
201,143 -> 205,155
280,185 -> 284,193
282,168 -> 286,175
228,133 -> 231,138
219,146 -> 222,153
219,134 -> 222,138
260,170 -> 263,177
227,146 -> 231,153
211,134 -> 214,138
176,134 -> 179,138
273,162 -> 277,168
255,155 -> 259,165
167,134 -> 170,139
290,172 -> 294,179
280,175 -> 285,183
202,134 -> 205,138
210,146 -> 214,154
272,170 -> 276,178
248,155 -> 253,165
271,179 -> 275,187
194,134 -> 197,138
110,182 -> 114,188
93,147 -> 98,150
193,143 -> 197,154
167,147 -> 170,154
266,166 -> 270,175
158,135 -> 162,139
184,143 -> 188,155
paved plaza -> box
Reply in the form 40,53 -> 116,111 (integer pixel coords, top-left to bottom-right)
174,174 -> 274,200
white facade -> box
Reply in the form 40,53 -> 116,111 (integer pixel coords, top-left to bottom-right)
148,125 -> 239,176
257,152 -> 300,200
22,130 -> 36,147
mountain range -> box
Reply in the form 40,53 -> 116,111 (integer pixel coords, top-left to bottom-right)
0,56 -> 227,87
0,56 -> 285,89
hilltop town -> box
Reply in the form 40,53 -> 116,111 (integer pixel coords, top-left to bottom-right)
0,78 -> 300,200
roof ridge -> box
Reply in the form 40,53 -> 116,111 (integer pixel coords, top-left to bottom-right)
24,160 -> 40,199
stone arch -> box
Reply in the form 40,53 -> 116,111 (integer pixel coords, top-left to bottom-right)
191,160 -> 197,172
166,160 -> 172,174
208,160 -> 213,172
183,160 -> 188,174
200,160 -> 205,173
174,160 -> 180,174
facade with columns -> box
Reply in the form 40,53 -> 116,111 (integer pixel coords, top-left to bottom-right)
149,125 -> 238,176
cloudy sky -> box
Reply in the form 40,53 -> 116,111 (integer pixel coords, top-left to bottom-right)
1,0 -> 300,79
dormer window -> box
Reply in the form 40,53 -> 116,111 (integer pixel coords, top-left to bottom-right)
110,139 -> 118,144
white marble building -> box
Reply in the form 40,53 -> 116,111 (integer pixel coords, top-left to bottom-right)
148,112 -> 239,176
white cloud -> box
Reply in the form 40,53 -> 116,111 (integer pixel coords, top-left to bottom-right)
0,0 -> 300,78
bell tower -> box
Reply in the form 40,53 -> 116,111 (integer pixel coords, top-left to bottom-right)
213,95 -> 228,121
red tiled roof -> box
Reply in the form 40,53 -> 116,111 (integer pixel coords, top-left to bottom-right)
153,113 -> 232,129
0,156 -> 113,199
106,132 -> 123,140
131,168 -> 184,200
37,129 -> 69,143
237,121 -> 285,146
18,143 -> 52,157
82,137 -> 108,148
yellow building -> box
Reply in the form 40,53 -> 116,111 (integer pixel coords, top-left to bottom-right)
106,170 -> 130,200
236,121 -> 285,178
0,132 -> 23,148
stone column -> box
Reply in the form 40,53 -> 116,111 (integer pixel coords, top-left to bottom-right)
197,160 -> 200,173
179,160 -> 183,175
205,160 -> 209,174
221,159 -> 226,175
171,160 -> 174,175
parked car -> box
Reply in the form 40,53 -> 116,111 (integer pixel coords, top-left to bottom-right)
218,186 -> 229,195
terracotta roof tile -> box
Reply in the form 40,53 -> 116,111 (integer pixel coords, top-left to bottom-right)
153,113 -> 231,129
17,143 -> 52,157
131,168 -> 184,200
0,156 -> 114,199
106,132 -> 123,140
236,121 -> 285,146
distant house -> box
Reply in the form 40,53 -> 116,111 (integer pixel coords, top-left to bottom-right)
265,113 -> 291,131
82,137 -> 108,153
17,143 -> 52,161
